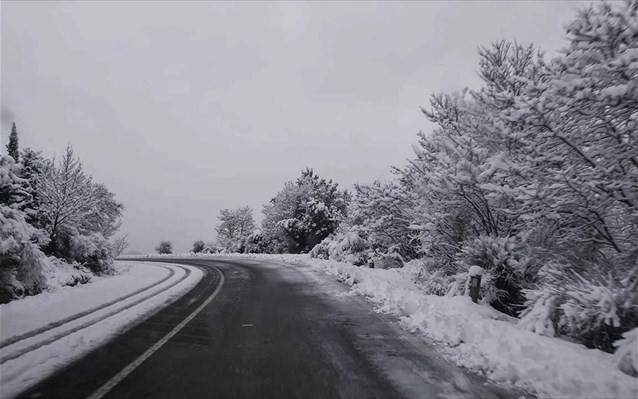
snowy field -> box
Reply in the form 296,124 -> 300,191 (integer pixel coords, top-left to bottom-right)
0,261 -> 203,399
178,253 -> 636,399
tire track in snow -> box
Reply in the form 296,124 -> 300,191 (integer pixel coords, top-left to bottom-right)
0,264 -> 176,350
0,264 -> 193,365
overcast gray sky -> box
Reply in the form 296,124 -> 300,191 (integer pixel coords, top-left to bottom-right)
1,1 -> 590,253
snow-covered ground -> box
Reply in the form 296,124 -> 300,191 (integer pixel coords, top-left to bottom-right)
190,253 -> 636,399
0,260 -> 203,399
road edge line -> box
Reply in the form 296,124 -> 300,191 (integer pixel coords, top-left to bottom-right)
86,266 -> 225,399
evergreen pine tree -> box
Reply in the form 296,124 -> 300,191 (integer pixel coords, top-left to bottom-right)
6,122 -> 19,162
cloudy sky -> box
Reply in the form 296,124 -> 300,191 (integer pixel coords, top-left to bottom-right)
2,1 -> 589,253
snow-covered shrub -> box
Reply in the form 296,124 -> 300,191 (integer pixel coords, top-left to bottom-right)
331,232 -> 368,265
243,232 -> 269,254
202,243 -> 222,254
559,267 -> 637,352
446,271 -> 468,298
400,258 -> 458,296
0,205 -> 48,302
455,236 -> 538,316
614,327 -> 638,377
309,234 -> 332,260
336,231 -> 366,253
518,291 -> 559,337
522,262 -> 638,352
372,246 -> 404,269
310,231 -> 368,266
69,233 -> 114,274
43,256 -> 92,290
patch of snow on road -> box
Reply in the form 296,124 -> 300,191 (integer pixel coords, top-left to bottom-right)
0,261 -> 203,399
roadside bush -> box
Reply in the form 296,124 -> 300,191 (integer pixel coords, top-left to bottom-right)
69,233 -> 114,274
371,247 -> 404,269
309,235 -> 332,259
43,256 -> 92,289
518,255 -> 638,354
243,233 -> 269,254
517,290 -> 559,337
0,205 -> 48,303
455,236 -> 538,316
310,231 -> 368,266
191,240 -> 206,254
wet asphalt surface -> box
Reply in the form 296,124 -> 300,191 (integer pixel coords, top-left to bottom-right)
17,258 -> 515,399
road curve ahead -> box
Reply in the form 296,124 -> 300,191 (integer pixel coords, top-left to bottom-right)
18,258 -> 511,399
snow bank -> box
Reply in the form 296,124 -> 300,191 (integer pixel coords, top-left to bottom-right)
203,253 -> 637,399
0,261 -> 203,398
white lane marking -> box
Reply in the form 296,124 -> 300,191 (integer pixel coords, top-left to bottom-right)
86,267 -> 225,399
241,324 -> 253,327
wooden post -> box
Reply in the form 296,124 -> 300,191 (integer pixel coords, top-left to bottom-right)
468,266 -> 483,303
368,252 -> 375,268
469,275 -> 481,303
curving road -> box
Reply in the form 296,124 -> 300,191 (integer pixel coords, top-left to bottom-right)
17,258 -> 513,399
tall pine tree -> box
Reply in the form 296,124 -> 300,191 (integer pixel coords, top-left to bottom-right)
6,122 -> 19,162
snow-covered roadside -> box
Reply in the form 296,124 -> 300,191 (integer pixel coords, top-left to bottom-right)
204,253 -> 637,399
2,261 -> 161,339
0,261 -> 203,399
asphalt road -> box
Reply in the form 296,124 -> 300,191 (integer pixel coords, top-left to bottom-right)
17,258 -> 513,399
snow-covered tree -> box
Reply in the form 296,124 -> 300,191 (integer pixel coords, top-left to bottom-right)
37,146 -> 122,271
262,169 -> 349,253
511,1 -> 637,261
0,155 -> 31,209
111,235 -> 129,257
6,122 -> 19,162
18,148 -> 51,228
261,182 -> 303,253
398,1 -> 638,349
156,240 -> 173,254
504,1 -> 638,350
215,206 -> 256,252
0,155 -> 48,302
191,240 -> 206,254
351,178 -> 418,260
